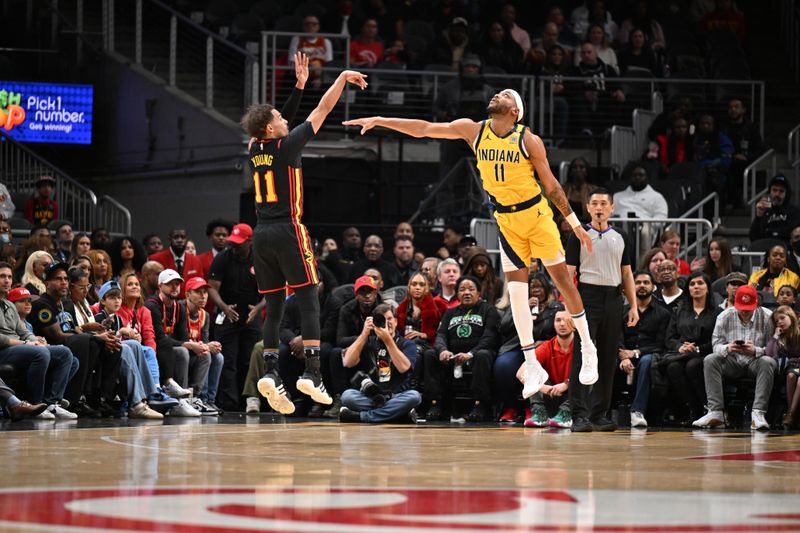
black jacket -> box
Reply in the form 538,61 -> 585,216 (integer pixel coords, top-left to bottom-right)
435,300 -> 500,355
620,300 -> 671,355
749,202 -> 800,242
664,305 -> 721,355
335,296 -> 383,349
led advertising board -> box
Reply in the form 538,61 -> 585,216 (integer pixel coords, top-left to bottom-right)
0,81 -> 93,144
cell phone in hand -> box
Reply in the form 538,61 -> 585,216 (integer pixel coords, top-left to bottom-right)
735,340 -> 745,345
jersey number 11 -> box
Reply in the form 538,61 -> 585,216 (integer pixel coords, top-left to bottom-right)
253,171 -> 278,203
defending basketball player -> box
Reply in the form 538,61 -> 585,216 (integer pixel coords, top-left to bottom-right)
241,54 -> 368,414
344,90 -> 600,397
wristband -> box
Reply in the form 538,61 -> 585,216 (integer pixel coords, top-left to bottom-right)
566,212 -> 581,229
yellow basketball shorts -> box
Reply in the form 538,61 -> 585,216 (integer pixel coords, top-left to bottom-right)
494,199 -> 564,272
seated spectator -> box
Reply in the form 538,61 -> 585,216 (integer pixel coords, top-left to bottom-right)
21,250 -> 53,297
142,233 -> 163,256
8,287 -> 33,332
617,0 -> 666,50
528,272 -> 564,345
141,260 -> 164,300
69,232 -> 92,263
569,42 -> 626,136
719,271 -> 747,310
576,23 -> 618,74
767,306 -> 800,428
0,262 -> 78,419
183,277 -> 223,414
434,55 -> 495,124
197,220 -> 232,280
691,237 -> 737,283
515,310 -> 574,428
693,113 -> 734,199
651,114 -> 693,175
545,4 -> 580,47
24,175 -> 58,227
90,227 -> 111,251
613,165 -> 668,255
655,259 -> 684,314
329,276 -> 384,416
53,222 -> 73,263
699,0 -> 747,42
94,281 -> 165,419
149,227 -> 203,298
392,236 -> 419,286
424,275 -> 500,422
618,270 -> 671,427
289,15 -> 333,89
586,0 -> 618,41
442,226 -> 463,258
749,243 -> 800,299
660,230 -> 691,276
640,247 -> 667,283
396,271 -> 447,351
0,183 -> 14,221
538,45 -> 571,143
349,18 -> 384,67
339,303 -> 422,423
87,249 -> 113,297
70,255 -> 98,304
0,376 -> 48,421
434,17 -> 475,71
694,285 -> 774,430
108,236 -> 147,281
348,235 -> 402,287
462,247 -> 503,304
499,2 -> 531,54
777,284 -> 799,312
419,257 -> 440,293
433,258 -> 461,308
456,235 -> 477,264
528,23 -> 571,69
618,27 -> 660,76
750,175 -> 800,243
657,271 -> 720,424
724,97 -> 764,207
478,20 -> 524,74
564,157 -> 595,221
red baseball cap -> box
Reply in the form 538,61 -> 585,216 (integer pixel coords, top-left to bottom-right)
7,287 -> 32,302
226,223 -> 253,245
354,275 -> 378,293
185,276 -> 210,292
734,285 -> 759,311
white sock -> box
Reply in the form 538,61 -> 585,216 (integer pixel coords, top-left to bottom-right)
571,311 -> 592,348
508,281 -> 536,363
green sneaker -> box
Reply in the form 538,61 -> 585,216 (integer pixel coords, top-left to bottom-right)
548,408 -> 572,428
524,406 -> 549,427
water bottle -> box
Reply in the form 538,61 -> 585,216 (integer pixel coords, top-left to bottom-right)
626,371 -> 634,386
405,325 -> 413,335
454,364 -> 463,379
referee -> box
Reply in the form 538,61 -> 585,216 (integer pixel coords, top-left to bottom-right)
565,188 -> 638,432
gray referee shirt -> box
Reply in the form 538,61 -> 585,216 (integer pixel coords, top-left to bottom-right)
566,225 -> 631,286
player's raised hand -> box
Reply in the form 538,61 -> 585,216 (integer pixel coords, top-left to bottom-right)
340,70 -> 368,90
294,51 -> 309,88
573,224 -> 594,253
342,117 -> 379,134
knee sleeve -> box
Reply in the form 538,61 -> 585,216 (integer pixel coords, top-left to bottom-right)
293,284 -> 321,342
262,292 -> 286,349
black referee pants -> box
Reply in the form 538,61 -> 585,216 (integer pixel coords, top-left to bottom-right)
569,283 -> 624,421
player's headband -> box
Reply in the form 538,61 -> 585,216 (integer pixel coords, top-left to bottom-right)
505,89 -> 524,123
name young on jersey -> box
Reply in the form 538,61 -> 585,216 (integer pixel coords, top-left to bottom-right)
251,153 -> 273,167
477,148 -> 520,164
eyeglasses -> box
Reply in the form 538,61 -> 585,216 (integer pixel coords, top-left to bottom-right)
658,266 -> 677,272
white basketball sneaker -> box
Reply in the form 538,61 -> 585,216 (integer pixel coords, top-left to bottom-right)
579,342 -> 599,385
522,359 -> 549,399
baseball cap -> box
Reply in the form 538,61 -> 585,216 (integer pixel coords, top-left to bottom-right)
185,276 -> 210,292
227,223 -> 253,245
725,272 -> 748,285
769,174 -> 789,190
158,269 -> 184,285
98,280 -> 122,300
459,235 -> 478,246
7,287 -> 32,303
734,285 -> 758,311
35,175 -> 56,187
44,262 -> 70,281
354,275 -> 378,293
462,54 -> 481,68
451,17 -> 468,27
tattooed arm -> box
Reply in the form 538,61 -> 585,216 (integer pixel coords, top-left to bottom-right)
526,130 -> 593,252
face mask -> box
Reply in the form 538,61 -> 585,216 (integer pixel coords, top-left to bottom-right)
0,233 -> 9,244
792,241 -> 800,254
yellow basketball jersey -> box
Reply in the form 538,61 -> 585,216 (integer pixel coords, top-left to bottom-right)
472,119 -> 540,207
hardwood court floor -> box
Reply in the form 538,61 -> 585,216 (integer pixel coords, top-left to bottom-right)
0,416 -> 799,532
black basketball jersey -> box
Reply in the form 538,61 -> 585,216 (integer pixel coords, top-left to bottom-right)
248,121 -> 315,222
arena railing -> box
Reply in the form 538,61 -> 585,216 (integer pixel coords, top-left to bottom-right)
789,123 -> 800,165
732,251 -> 766,276
101,0 -> 259,124
744,149 -> 777,215
610,126 -> 637,171
779,0 -> 800,83
0,131 -> 130,236
470,216 -> 713,268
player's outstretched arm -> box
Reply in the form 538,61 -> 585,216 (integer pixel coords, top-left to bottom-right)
525,130 -> 593,253
307,70 -> 368,133
280,51 -> 309,124
342,117 -> 478,143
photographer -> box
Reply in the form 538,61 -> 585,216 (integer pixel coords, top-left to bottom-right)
339,304 -> 421,423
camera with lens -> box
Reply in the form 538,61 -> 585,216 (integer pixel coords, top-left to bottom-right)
371,311 -> 386,329
350,370 -> 387,407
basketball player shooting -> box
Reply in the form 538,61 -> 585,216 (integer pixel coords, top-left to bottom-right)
241,54 -> 368,414
344,89 -> 600,397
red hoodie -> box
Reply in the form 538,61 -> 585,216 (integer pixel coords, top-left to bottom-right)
116,303 -> 157,351
396,293 -> 448,342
